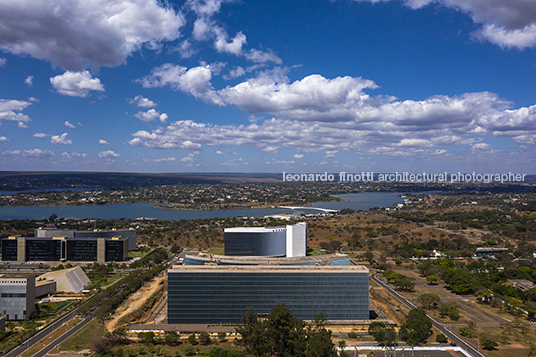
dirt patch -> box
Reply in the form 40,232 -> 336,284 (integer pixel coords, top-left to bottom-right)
105,276 -> 165,331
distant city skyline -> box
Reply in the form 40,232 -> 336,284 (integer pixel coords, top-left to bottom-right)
0,0 -> 535,173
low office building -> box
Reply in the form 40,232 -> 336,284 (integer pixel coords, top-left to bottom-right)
1,236 -> 129,262
224,222 -> 306,257
168,265 -> 369,324
38,266 -> 90,293
0,274 -> 35,320
35,228 -> 137,251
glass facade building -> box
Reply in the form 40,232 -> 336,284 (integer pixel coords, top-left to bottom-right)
1,237 -> 128,262
224,228 -> 287,257
26,239 -> 62,261
66,239 -> 98,261
168,265 -> 369,324
1,240 -> 17,261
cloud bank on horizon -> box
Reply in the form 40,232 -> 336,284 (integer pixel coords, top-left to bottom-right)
0,0 -> 535,173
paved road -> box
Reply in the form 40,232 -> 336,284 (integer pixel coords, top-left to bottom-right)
32,316 -> 94,357
6,273 -> 129,357
370,271 -> 486,357
4,309 -> 78,357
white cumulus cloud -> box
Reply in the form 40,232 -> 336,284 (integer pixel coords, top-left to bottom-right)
51,133 -> 73,145
0,0 -> 185,71
98,150 -> 119,158
153,157 -> 176,162
24,76 -> 33,89
3,148 -> 54,158
50,71 -> 104,97
128,95 -> 157,108
0,99 -> 32,124
138,63 -> 222,105
352,0 -> 536,50
134,109 -> 168,122
64,121 -> 76,129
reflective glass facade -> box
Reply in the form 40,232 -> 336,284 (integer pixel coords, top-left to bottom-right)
26,239 -> 62,261
168,267 -> 369,324
1,237 -> 128,262
1,240 -> 17,261
105,240 -> 127,262
66,239 -> 98,261
224,230 -> 286,257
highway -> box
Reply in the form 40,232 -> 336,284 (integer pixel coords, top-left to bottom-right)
33,316 -> 94,357
370,271 -> 486,357
4,309 -> 79,357
5,272 -> 130,357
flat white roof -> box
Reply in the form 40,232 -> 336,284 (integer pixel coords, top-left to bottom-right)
224,227 -> 286,233
169,265 -> 368,273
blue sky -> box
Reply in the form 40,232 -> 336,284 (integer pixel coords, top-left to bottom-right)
1,0 -> 536,174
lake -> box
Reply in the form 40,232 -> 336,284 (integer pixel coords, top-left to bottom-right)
0,192 -> 408,220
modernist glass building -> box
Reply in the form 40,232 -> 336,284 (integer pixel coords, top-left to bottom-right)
224,227 -> 287,257
224,222 -> 307,257
1,236 -> 128,262
35,228 -> 137,251
168,265 -> 369,324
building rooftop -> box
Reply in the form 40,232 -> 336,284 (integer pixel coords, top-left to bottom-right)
4,236 -> 128,241
169,265 -> 368,273
0,273 -> 34,279
187,252 -> 350,265
224,226 -> 286,232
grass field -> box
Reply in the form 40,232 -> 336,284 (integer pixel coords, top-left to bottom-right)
128,248 -> 154,259
86,273 -> 124,290
206,247 -> 224,255
51,318 -> 106,353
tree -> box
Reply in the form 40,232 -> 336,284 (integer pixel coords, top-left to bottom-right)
264,304 -> 307,357
199,331 -> 211,346
144,331 -> 155,346
183,343 -> 195,356
218,332 -> 227,342
188,333 -> 196,345
399,308 -> 432,345
394,276 -> 415,291
418,293 -> 440,311
439,302 -> 459,321
112,326 -> 129,345
49,213 -> 58,223
363,251 -> 374,264
479,333 -> 498,350
368,322 -> 397,347
305,314 -> 337,357
448,302 -> 460,321
375,328 -> 398,347
235,307 -> 267,357
426,275 -> 438,285
165,331 -> 179,346
459,327 -> 478,338
92,337 -> 113,356
236,307 -> 335,357
368,322 -> 386,337
436,334 -> 448,343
